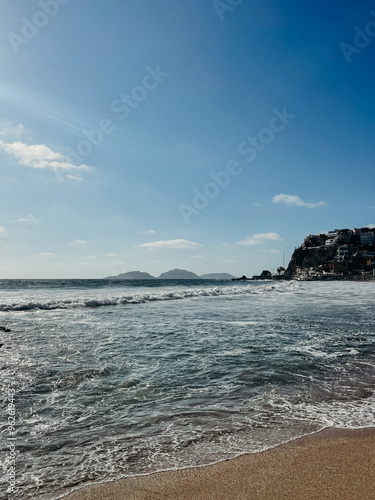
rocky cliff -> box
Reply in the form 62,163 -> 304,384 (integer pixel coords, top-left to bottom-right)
285,245 -> 337,276
285,226 -> 375,277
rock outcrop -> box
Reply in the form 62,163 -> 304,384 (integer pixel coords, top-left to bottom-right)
285,227 -> 375,277
285,245 -> 337,276
200,273 -> 236,280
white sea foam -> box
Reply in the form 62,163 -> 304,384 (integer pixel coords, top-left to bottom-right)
0,281 -> 296,312
1,279 -> 374,500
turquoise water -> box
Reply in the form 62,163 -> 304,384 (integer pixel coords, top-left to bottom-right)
0,279 -> 374,499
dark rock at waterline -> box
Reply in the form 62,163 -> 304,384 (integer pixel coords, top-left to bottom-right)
0,326 -> 11,332
252,270 -> 273,280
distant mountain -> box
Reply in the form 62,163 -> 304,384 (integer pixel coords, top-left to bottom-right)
200,273 -> 236,280
105,270 -> 235,280
105,271 -> 156,280
158,269 -> 200,279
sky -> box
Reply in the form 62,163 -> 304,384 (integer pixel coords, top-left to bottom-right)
0,0 -> 375,279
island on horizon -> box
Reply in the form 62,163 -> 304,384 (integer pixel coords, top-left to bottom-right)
105,269 -> 236,280
104,226 -> 375,282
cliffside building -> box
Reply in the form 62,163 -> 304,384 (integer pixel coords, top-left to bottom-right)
286,226 -> 375,279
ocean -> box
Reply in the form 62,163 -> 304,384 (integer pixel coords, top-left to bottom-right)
0,279 -> 374,499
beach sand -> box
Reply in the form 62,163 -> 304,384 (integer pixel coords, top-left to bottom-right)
64,428 -> 375,500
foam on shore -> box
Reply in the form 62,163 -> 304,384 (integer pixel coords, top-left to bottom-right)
62,427 -> 375,500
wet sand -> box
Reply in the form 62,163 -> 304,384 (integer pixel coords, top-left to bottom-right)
64,427 -> 375,500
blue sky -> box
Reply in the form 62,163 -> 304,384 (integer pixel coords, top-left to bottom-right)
1,0 -> 375,278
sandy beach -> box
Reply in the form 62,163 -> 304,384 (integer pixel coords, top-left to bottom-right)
64,427 -> 375,500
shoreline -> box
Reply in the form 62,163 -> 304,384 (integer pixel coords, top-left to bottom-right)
292,277 -> 375,282
62,427 -> 375,500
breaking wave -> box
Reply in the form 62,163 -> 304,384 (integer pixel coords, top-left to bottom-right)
0,281 -> 295,312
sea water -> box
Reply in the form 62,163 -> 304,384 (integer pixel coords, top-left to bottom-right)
0,279 -> 374,499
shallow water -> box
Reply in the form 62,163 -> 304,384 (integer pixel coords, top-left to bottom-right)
0,279 -> 374,499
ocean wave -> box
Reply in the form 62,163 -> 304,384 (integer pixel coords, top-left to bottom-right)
0,281 -> 296,312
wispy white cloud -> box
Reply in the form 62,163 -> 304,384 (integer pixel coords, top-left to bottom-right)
17,214 -> 36,222
138,229 -> 157,234
0,123 -> 25,140
69,239 -> 89,246
237,232 -> 281,246
272,193 -> 326,208
0,226 -> 6,237
253,203 -> 262,207
367,224 -> 375,229
65,174 -> 84,182
38,252 -> 55,257
105,253 -> 118,257
0,140 -> 91,173
139,239 -> 201,250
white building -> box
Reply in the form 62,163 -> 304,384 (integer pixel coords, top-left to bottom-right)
326,233 -> 338,246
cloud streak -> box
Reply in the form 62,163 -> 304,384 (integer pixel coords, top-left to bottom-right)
272,193 -> 326,208
0,124 -> 25,139
139,239 -> 201,249
17,214 -> 36,222
0,140 -> 91,172
69,239 -> 89,246
237,232 -> 281,246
